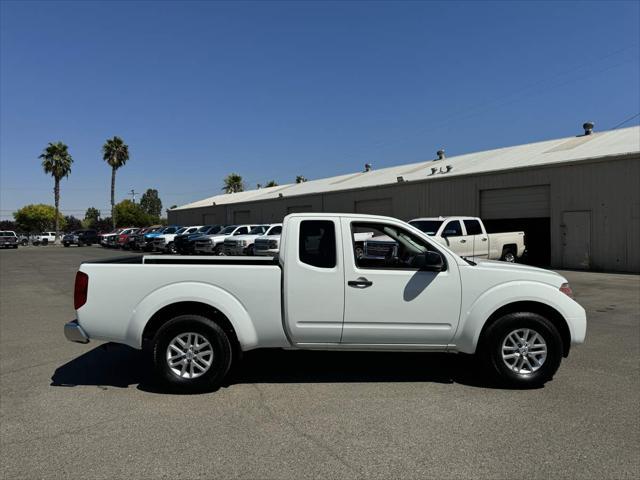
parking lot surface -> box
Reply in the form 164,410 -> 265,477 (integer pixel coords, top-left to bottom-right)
1,246 -> 638,479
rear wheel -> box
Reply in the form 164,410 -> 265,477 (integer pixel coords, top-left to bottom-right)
478,312 -> 562,387
152,314 -> 233,393
501,247 -> 516,263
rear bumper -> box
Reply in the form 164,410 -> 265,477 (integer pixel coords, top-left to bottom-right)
64,320 -> 90,344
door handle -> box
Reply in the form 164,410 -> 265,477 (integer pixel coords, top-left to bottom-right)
482,237 -> 488,241
348,277 -> 373,288
460,239 -> 466,243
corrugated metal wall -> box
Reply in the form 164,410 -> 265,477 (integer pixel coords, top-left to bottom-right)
169,155 -> 640,272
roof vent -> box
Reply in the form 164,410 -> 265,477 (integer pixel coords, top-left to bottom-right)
436,149 -> 445,160
445,165 -> 453,173
364,163 -> 372,172
396,176 -> 405,183
430,167 -> 438,175
583,121 -> 594,136
278,193 -> 284,198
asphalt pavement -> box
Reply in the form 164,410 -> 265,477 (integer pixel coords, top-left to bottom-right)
0,245 -> 638,479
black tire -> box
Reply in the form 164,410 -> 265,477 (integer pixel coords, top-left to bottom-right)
166,242 -> 176,254
501,247 -> 516,263
21,239 -> 28,246
247,245 -> 255,256
478,312 -> 562,388
63,243 -> 70,247
152,314 -> 233,393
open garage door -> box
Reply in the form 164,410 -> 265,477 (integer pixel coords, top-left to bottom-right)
481,186 -> 550,267
355,198 -> 393,217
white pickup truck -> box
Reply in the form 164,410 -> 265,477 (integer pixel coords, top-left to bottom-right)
65,213 -> 586,392
366,217 -> 525,263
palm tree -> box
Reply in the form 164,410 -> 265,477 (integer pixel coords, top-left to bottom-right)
296,175 -> 307,183
264,180 -> 278,187
222,173 -> 244,193
39,142 -> 73,243
102,136 -> 130,228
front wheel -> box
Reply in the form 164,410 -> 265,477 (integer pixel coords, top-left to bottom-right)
166,242 -> 177,254
478,312 -> 562,388
152,314 -> 233,393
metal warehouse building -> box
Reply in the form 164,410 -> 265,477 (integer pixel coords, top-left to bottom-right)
169,125 -> 640,273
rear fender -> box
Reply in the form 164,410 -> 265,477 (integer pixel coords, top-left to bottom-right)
125,282 -> 258,350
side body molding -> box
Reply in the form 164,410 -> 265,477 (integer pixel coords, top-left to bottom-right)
453,281 -> 584,354
124,281 -> 259,350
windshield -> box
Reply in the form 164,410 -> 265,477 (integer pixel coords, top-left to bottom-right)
175,228 -> 187,234
409,220 -> 444,236
220,225 -> 238,234
163,227 -> 178,234
267,225 -> 282,235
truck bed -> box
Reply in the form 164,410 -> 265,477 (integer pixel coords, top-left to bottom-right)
77,255 -> 286,349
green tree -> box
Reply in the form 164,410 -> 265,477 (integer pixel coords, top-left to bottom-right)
140,188 -> 162,219
296,175 -> 307,183
222,173 -> 244,193
39,141 -> 73,243
113,200 -> 151,227
264,180 -> 278,187
83,207 -> 101,228
64,215 -> 83,232
13,204 -> 65,233
102,136 -> 130,228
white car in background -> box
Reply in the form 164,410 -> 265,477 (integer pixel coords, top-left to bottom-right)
152,226 -> 201,253
224,224 -> 280,256
194,224 -> 257,255
33,231 -> 57,245
254,225 -> 283,256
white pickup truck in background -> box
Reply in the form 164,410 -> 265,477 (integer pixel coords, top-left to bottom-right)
366,216 -> 525,263
66,213 -> 585,393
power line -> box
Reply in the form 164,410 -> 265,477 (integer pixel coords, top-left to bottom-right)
611,112 -> 640,130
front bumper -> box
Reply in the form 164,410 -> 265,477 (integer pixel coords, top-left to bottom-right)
64,320 -> 89,344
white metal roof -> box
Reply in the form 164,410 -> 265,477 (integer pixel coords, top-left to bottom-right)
174,126 -> 640,211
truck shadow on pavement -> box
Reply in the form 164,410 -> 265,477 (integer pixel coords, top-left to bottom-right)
51,343 -> 527,393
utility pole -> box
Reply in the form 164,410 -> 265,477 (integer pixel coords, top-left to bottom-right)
129,189 -> 139,203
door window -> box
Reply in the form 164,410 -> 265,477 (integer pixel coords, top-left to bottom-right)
352,223 -> 442,270
442,221 -> 462,237
299,220 -> 336,268
463,220 -> 482,235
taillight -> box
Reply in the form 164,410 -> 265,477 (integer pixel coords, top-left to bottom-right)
559,282 -> 574,298
74,271 -> 89,310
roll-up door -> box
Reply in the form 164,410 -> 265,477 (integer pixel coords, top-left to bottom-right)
480,185 -> 550,219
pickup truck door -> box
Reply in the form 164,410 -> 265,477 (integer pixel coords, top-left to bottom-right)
441,220 -> 473,258
283,217 -> 345,344
463,219 -> 489,259
340,219 -> 461,346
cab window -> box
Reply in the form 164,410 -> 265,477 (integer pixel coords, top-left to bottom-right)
299,220 -> 336,268
442,221 -> 462,237
463,220 -> 482,235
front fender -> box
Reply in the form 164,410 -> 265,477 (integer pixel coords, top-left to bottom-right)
453,281 -> 586,354
124,281 -> 259,350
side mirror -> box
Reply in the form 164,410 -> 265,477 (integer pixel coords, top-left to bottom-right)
412,251 -> 444,271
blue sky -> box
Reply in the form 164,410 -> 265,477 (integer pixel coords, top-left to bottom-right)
1,0 -> 638,220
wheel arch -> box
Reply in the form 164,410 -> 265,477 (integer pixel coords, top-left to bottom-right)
142,301 -> 242,361
478,301 -> 571,357
126,282 -> 259,352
